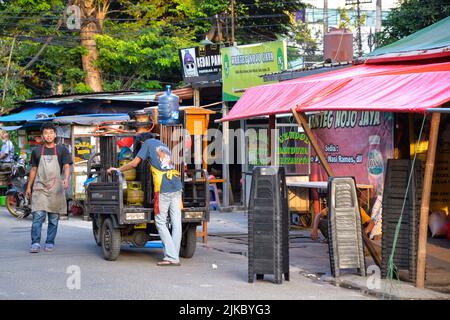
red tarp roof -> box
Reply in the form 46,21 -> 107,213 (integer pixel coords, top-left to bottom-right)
220,61 -> 450,122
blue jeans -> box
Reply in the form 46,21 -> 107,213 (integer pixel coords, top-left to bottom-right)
155,191 -> 182,263
31,211 -> 59,245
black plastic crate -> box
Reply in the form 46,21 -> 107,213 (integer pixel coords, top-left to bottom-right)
381,159 -> 423,282
248,166 -> 289,284
327,177 -> 366,277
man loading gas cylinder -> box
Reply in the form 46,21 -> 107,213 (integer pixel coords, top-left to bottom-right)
107,137 -> 183,266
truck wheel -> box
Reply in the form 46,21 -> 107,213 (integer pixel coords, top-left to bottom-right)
101,218 -> 121,261
93,219 -> 101,246
180,225 -> 197,258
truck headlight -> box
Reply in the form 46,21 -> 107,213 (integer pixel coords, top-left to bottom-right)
126,212 -> 145,220
184,211 -> 204,219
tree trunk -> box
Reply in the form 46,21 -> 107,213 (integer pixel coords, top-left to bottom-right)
75,0 -> 105,92
80,21 -> 103,92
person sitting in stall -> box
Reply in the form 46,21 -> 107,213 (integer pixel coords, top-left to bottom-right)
0,131 -> 14,162
0,131 -> 15,172
311,206 -> 375,241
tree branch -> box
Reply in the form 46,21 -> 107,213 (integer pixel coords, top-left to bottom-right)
19,17 -> 63,76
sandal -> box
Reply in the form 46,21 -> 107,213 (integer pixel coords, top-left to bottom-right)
157,260 -> 181,266
30,243 -> 41,253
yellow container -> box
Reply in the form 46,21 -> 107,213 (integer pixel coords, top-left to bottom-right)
127,188 -> 144,206
119,160 -> 136,181
127,181 -> 142,190
126,181 -> 144,205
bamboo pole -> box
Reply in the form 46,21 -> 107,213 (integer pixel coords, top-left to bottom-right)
291,108 -> 334,177
416,112 -> 441,288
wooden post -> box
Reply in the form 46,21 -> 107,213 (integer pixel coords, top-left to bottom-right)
222,102 -> 230,207
416,112 -> 441,288
291,108 -> 334,177
194,88 -> 201,107
268,115 -> 276,165
409,114 -> 415,159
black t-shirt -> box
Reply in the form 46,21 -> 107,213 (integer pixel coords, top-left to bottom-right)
31,145 -> 72,174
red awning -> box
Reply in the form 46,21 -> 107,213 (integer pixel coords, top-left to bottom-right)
220,62 -> 450,121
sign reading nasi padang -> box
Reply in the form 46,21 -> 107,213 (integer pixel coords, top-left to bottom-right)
309,111 -> 394,198
221,40 -> 287,101
179,44 -> 222,83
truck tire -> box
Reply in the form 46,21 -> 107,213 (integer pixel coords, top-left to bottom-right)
180,224 -> 197,258
93,219 -> 101,246
101,218 -> 121,261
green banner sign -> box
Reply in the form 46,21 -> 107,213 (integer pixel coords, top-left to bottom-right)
221,40 -> 287,101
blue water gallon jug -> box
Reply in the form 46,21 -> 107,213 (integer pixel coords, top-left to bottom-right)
158,85 -> 180,125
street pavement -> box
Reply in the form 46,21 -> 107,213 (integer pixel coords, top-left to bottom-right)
0,208 -> 387,300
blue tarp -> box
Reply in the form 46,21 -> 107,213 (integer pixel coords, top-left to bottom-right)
0,106 -> 64,122
0,125 -> 22,131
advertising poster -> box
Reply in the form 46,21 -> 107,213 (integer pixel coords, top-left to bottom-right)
179,44 -> 222,83
278,126 -> 310,174
221,40 -> 287,101
74,137 -> 93,163
309,111 -> 394,198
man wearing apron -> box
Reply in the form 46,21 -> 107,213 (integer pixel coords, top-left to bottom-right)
108,138 -> 183,266
26,123 -> 72,253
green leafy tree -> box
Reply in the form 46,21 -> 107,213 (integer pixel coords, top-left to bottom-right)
233,0 -> 305,43
0,0 -> 306,111
376,0 -> 450,47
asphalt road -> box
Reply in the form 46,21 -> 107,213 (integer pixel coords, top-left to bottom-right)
0,209 -> 373,300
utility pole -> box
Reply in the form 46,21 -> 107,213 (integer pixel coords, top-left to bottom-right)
356,0 -> 363,57
375,0 -> 382,33
216,14 -> 222,44
323,0 -> 328,38
231,0 -> 235,45
346,0 -> 371,57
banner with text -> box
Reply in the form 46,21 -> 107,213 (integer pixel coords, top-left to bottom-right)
179,44 -> 222,83
309,111 -> 394,198
221,40 -> 287,101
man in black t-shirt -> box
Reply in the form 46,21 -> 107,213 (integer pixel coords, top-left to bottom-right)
30,142 -> 72,174
26,123 -> 72,253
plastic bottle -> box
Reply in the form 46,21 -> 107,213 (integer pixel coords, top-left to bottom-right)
367,135 -> 384,195
158,85 -> 180,125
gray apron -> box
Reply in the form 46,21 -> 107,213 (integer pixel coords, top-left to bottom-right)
31,145 -> 67,214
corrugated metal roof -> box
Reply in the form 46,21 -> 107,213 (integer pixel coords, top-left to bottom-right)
24,91 -> 158,104
261,62 -> 353,82
367,16 -> 450,63
0,106 -> 64,122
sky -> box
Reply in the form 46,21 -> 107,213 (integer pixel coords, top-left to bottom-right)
302,0 -> 399,10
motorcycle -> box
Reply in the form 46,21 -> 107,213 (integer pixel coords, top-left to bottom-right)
5,156 -> 31,219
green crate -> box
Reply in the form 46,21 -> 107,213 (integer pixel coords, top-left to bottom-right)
0,196 -> 6,207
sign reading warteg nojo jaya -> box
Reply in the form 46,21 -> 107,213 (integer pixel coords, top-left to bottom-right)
221,40 -> 287,101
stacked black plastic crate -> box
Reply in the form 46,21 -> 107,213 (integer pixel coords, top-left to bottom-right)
381,159 -> 423,282
327,177 -> 366,277
248,166 -> 289,284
